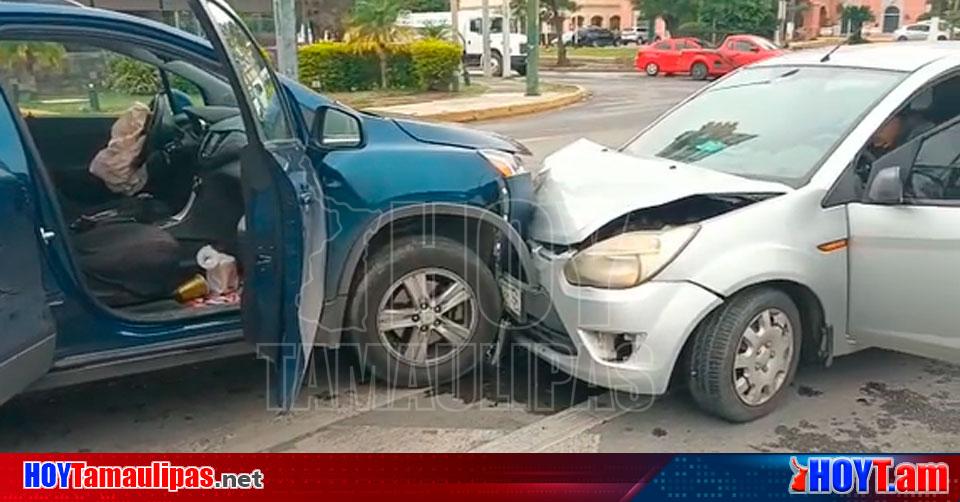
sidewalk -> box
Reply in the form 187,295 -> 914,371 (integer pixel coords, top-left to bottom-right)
364,77 -> 587,123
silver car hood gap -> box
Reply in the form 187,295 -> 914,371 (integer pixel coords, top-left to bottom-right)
531,139 -> 792,245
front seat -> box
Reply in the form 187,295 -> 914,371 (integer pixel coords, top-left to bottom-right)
72,222 -> 188,307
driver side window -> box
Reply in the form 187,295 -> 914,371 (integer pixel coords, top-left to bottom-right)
908,121 -> 960,201
855,73 -> 960,200
0,41 -> 166,117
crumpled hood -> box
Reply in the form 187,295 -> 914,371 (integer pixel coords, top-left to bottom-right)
531,139 -> 792,245
393,118 -> 530,155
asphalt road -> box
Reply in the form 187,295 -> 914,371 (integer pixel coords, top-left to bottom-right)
475,72 -> 706,166
2,73 -> 957,453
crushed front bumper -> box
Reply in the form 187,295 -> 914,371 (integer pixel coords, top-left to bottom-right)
509,246 -> 723,395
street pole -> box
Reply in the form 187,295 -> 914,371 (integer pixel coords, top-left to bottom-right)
481,0 -> 492,77
273,0 -> 298,78
525,0 -> 539,95
502,0 -> 512,78
451,0 -> 460,91
774,0 -> 786,46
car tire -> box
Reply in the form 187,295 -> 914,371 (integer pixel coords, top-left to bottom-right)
938,35 -> 948,41
347,235 -> 501,389
897,36 -> 908,41
687,287 -> 802,423
644,62 -> 659,76
491,51 -> 504,77
514,64 -> 527,76
690,62 -> 709,80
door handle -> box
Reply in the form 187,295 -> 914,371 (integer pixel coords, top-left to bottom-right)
39,227 -> 56,244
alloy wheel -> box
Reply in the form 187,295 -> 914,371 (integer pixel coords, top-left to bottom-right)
377,268 -> 478,366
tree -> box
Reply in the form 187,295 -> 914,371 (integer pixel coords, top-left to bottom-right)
0,42 -> 65,99
406,0 -> 448,12
632,0 -> 698,35
841,5 -> 874,42
345,0 -> 413,87
419,21 -> 451,40
301,0 -> 354,40
511,0 -> 578,65
700,0 -> 777,39
544,0 -> 578,66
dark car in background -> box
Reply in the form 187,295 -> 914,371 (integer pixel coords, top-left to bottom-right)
570,26 -> 619,47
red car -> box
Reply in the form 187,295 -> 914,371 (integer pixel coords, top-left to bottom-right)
635,35 -> 783,80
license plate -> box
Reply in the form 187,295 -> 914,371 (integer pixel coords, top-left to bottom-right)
499,276 -> 522,319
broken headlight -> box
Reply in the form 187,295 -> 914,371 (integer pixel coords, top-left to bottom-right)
564,226 -> 699,289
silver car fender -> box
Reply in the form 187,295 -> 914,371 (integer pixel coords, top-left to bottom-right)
655,188 -> 859,359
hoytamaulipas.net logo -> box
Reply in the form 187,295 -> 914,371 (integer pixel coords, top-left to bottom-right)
24,460 -> 264,492
790,456 -> 949,495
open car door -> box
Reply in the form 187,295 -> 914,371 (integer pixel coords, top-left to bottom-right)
0,87 -> 57,405
188,0 -> 326,409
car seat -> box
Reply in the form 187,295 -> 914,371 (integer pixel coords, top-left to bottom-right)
72,222 -> 189,307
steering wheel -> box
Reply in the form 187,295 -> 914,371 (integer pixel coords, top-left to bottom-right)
144,93 -> 172,156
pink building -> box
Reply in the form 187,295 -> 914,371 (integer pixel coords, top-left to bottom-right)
796,0 -> 929,39
565,0 -> 637,31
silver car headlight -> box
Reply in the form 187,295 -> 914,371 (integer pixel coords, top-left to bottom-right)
479,149 -> 526,177
564,225 -> 699,289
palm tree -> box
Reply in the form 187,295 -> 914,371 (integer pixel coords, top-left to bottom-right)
0,42 -> 65,99
841,5 -> 874,42
419,21 -> 451,40
345,0 -> 413,88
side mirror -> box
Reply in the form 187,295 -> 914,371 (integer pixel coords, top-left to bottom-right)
750,45 -> 760,52
313,106 -> 362,149
866,165 -> 904,205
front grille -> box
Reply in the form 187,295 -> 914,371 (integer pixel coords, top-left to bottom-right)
522,323 -> 578,356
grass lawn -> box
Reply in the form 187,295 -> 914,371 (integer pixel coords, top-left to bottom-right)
329,83 -> 488,109
541,45 -> 639,60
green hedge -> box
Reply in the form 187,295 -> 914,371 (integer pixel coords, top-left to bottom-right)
299,40 -> 461,92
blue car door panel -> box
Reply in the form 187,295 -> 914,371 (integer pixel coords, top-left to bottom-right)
189,0 -> 325,409
0,88 -> 57,404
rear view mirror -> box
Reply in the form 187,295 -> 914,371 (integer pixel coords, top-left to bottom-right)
866,165 -> 904,205
314,106 -> 362,149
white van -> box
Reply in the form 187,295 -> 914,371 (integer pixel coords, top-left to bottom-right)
399,10 -> 528,76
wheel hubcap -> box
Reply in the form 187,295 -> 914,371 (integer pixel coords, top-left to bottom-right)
377,268 -> 477,366
646,63 -> 657,75
733,308 -> 794,406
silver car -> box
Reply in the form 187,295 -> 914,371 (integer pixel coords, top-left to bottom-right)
894,20 -> 954,41
506,42 -> 960,422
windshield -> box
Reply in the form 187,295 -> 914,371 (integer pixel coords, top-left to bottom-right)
623,66 -> 905,186
203,2 -> 292,142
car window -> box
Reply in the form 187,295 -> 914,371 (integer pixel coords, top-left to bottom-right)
624,66 -> 906,187
677,40 -> 695,50
0,41 -> 183,117
654,41 -> 672,50
202,2 -> 293,142
908,121 -> 960,200
733,40 -> 757,52
752,38 -> 778,50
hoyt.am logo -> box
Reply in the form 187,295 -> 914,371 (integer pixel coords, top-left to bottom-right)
790,456 -> 950,495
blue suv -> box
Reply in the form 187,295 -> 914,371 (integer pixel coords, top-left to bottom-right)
0,0 -> 534,408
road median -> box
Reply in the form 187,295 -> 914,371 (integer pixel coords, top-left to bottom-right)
364,84 -> 589,123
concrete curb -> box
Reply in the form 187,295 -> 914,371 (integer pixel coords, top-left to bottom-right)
368,85 -> 589,123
